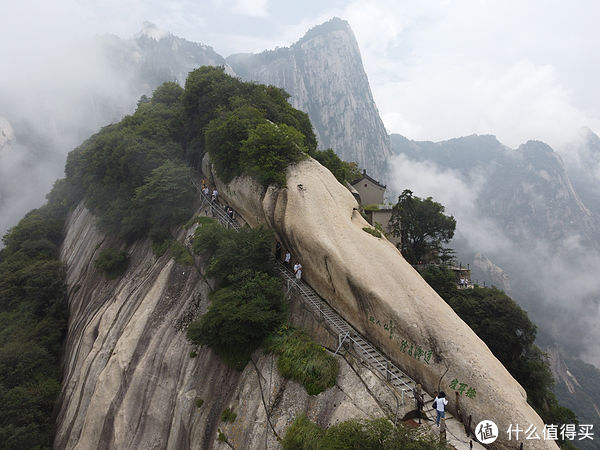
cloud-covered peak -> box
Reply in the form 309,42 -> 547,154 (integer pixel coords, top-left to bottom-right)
136,21 -> 170,41
0,117 -> 15,149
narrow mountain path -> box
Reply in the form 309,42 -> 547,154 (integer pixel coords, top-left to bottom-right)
191,176 -> 484,449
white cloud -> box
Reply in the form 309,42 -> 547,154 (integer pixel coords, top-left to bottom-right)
214,0 -> 270,18
333,0 -> 600,148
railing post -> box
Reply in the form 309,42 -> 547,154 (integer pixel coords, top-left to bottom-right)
386,361 -> 391,382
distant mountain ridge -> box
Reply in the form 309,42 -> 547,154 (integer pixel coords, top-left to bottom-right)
390,132 -> 600,436
227,18 -> 392,180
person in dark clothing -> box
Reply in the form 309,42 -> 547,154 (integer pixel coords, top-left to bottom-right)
275,242 -> 282,261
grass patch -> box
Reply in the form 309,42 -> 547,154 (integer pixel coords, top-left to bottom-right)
94,247 -> 129,279
170,240 -> 194,265
266,326 -> 338,395
150,228 -> 172,257
195,398 -> 204,408
362,226 -> 382,238
186,215 -> 216,229
281,415 -> 323,450
283,416 -> 447,449
363,203 -> 381,212
190,350 -> 198,358
221,407 -> 237,423
152,238 -> 172,257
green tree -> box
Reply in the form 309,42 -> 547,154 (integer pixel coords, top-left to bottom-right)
124,160 -> 195,239
205,105 -> 264,183
152,81 -> 184,106
94,248 -> 129,279
420,265 -> 578,432
187,271 -> 284,368
312,149 -> 361,185
390,189 -> 456,264
240,122 -> 307,187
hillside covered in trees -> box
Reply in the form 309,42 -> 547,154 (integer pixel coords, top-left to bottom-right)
0,67 -> 578,448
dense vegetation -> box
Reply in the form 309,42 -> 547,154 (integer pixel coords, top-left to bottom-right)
187,220 -> 285,368
185,66 -> 316,179
65,82 -> 195,242
420,266 -> 578,434
0,180 -> 76,449
266,326 -> 338,395
390,189 -> 456,264
0,67 -> 324,446
187,217 -> 339,393
94,247 -> 129,279
312,148 -> 362,185
282,415 -> 446,450
65,67 -> 326,245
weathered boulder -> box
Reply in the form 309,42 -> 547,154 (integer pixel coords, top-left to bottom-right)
55,203 -> 391,449
203,155 -> 556,449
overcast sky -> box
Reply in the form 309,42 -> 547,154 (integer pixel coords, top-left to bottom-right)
3,0 -> 600,149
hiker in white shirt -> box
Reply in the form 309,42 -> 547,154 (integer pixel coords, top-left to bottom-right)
433,391 -> 448,426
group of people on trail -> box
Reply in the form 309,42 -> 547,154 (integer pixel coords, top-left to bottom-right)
200,178 -> 237,221
275,242 -> 302,281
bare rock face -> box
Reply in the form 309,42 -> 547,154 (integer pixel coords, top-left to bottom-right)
227,18 -> 392,181
0,116 -> 14,150
473,253 -> 511,292
204,156 -> 556,449
55,203 -> 390,449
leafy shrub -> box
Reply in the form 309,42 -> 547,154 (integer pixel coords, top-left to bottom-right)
240,122 -> 307,187
0,188 -> 71,448
170,241 -> 194,265
420,265 -> 577,429
205,105 -> 263,183
187,271 -> 284,369
94,248 -> 129,279
266,327 -> 338,395
188,225 -> 284,369
195,398 -> 204,408
283,416 -> 446,449
362,227 -> 382,238
312,148 -> 361,185
220,407 -> 237,423
281,415 -> 323,450
193,225 -> 275,283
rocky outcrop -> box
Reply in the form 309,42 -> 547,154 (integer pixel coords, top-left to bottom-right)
204,155 -> 556,449
473,253 -> 511,292
227,18 -> 392,181
97,23 -> 231,97
55,203 -> 394,449
0,116 -> 14,150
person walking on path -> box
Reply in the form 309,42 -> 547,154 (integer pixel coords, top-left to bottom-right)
294,262 -> 302,281
434,391 -> 448,426
275,242 -> 282,261
211,189 -> 218,203
284,251 -> 291,267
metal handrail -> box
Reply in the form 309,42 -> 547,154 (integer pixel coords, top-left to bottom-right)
192,176 -> 416,399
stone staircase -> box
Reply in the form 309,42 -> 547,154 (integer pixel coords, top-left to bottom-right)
192,181 -> 484,449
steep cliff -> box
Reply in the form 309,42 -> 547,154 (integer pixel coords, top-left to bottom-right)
55,203 -> 394,449
203,155 -> 556,449
227,18 -> 392,181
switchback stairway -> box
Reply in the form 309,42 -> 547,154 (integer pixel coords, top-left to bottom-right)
191,179 -> 484,449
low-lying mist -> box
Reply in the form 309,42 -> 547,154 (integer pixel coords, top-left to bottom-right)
389,152 -> 600,368
0,36 -> 145,238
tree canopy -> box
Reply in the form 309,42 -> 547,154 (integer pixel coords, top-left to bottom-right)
390,189 -> 456,264
312,148 -> 361,185
188,222 -> 284,368
0,180 -> 74,449
420,265 -> 578,433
